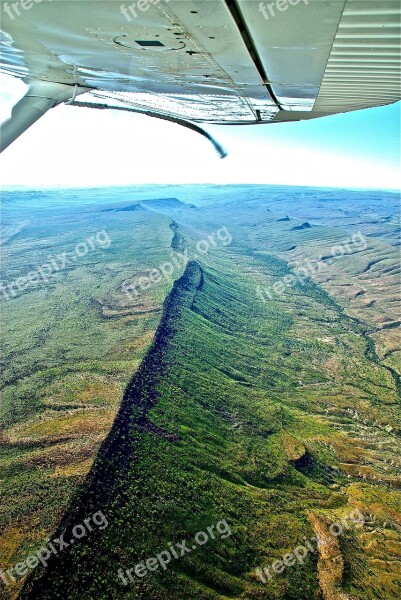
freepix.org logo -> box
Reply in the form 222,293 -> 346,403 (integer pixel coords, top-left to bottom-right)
256,232 -> 368,303
120,0 -> 170,23
0,511 -> 108,587
121,226 -> 232,300
259,0 -> 309,21
255,509 -> 365,584
2,0 -> 51,21
0,229 -> 112,301
117,519 -> 232,584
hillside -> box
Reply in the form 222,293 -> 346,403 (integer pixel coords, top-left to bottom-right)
1,185 -> 400,600
22,245 -> 401,599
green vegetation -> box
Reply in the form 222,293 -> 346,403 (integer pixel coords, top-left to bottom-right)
1,185 -> 400,599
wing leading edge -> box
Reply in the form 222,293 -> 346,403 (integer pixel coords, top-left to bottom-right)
0,0 -> 400,151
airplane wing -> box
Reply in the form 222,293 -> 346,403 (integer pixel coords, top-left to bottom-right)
0,0 -> 400,152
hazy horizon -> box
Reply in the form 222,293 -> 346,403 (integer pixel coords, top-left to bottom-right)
1,74 -> 399,191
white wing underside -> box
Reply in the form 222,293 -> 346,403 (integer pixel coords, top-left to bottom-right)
0,0 -> 400,129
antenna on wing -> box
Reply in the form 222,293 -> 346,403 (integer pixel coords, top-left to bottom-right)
69,98 -> 228,159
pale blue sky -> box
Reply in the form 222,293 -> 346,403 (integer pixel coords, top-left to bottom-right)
0,74 -> 399,190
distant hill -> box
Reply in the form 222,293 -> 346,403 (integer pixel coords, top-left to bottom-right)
140,197 -> 196,211
291,221 -> 312,230
102,203 -> 146,212
101,198 -> 196,214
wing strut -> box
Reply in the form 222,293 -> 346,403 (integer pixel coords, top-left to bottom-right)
0,81 -> 85,153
